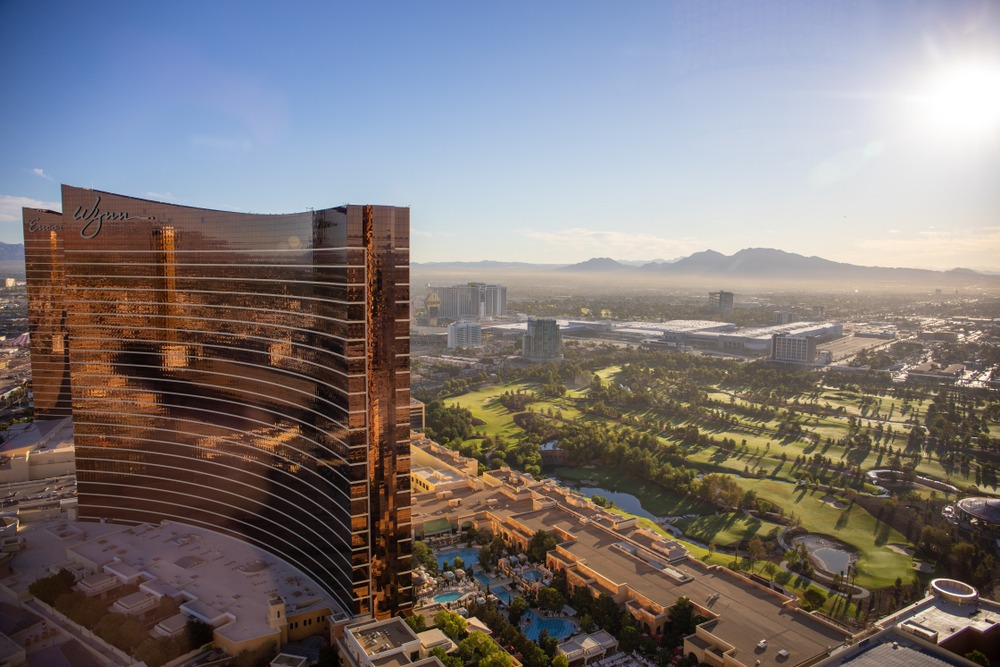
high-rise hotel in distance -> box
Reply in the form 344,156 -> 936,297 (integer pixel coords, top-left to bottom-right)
23,185 -> 412,620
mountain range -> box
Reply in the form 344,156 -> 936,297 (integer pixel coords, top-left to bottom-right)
0,242 -> 995,286
0,242 -> 25,262
416,248 -> 1000,287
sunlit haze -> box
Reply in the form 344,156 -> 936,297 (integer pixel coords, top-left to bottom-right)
2,1 -> 998,271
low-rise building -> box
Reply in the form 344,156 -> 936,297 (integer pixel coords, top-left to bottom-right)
557,629 -> 618,666
812,579 -> 1000,667
907,362 -> 966,385
112,591 -> 158,616
413,441 -> 852,667
337,617 -> 444,667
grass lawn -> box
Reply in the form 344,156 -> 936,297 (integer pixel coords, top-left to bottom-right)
448,383 -> 532,437
530,400 -> 583,421
553,466 -> 713,517
726,477 -> 917,588
674,512 -> 784,547
593,365 -> 621,381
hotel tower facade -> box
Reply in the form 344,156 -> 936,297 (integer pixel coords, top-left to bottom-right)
24,185 -> 412,619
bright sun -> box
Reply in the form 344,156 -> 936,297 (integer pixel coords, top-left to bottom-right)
918,63 -> 1000,140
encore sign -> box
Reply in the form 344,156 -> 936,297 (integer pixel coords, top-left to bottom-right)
71,196 -> 157,239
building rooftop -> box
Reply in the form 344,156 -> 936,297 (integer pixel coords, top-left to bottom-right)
353,617 -> 419,656
0,601 -> 42,635
826,637 -> 965,667
412,441 -> 849,667
0,417 -> 73,455
63,520 -> 341,644
879,595 -> 1000,643
509,502 -> 847,666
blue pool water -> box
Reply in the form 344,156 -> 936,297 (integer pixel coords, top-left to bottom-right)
522,570 -> 543,581
492,587 -> 515,604
474,571 -> 491,586
523,610 -> 575,641
434,592 -> 465,603
436,548 -> 480,569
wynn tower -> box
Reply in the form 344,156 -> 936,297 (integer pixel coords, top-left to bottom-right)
23,185 -> 412,619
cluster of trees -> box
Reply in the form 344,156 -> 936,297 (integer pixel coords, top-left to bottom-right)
526,529 -> 559,563
425,401 -> 476,443
919,527 -> 995,588
850,348 -> 896,370
464,600 -> 566,667
28,569 -> 214,667
497,390 -> 534,412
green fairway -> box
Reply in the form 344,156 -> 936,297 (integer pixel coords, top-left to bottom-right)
593,365 -> 621,381
726,477 -> 917,588
674,512 -> 784,547
447,383 -> 531,436
426,352 -> 990,593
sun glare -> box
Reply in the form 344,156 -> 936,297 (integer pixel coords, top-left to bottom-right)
918,62 -> 1000,140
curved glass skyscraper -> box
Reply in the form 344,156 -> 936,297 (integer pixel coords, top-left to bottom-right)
23,185 -> 412,619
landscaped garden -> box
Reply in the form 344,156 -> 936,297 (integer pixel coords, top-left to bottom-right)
419,343 -> 999,620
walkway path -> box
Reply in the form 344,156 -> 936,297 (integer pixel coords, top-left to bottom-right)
25,598 -> 131,667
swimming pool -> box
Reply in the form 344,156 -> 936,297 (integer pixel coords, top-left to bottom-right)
523,610 -> 575,641
436,548 -> 480,569
433,592 -> 465,603
492,587 -> 515,604
474,571 -> 491,586
522,570 -> 543,581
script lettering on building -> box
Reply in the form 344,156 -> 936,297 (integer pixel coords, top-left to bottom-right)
27,217 -> 64,233
73,196 -> 156,239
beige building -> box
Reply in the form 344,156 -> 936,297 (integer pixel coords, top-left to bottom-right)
337,617 -> 445,667
412,441 -> 851,667
0,418 -> 74,484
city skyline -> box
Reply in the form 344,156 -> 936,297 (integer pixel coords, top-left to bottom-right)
2,1 -> 999,271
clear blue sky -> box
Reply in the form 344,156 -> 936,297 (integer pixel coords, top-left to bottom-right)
2,1 -> 998,270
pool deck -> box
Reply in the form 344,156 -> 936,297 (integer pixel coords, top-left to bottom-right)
414,464 -> 850,667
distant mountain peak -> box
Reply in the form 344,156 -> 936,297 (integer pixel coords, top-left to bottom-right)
556,257 -> 629,272
0,242 -> 25,262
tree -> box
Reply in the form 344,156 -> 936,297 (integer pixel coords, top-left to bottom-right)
552,656 -> 570,667
458,631 -> 511,666
618,614 -> 640,653
802,588 -> 827,611
537,628 -> 559,658
413,541 -> 438,572
135,637 -> 182,667
434,610 -> 468,641
405,614 -> 427,633
430,647 -> 463,667
508,596 -> 529,625
964,650 -> 989,667
538,587 -> 566,613
28,569 -> 76,605
746,538 -> 765,572
54,590 -> 105,627
527,529 -> 559,562
668,596 -> 698,637
95,614 -> 148,654
185,619 -> 214,650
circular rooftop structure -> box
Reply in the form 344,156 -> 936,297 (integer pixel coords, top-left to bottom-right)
956,497 -> 1000,528
930,578 -> 978,604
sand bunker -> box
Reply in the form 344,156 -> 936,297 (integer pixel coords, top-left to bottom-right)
914,562 -> 935,573
820,495 -> 849,510
887,543 -> 915,556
